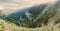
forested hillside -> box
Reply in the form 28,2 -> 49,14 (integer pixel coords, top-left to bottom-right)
1,1 -> 60,28
0,0 -> 60,31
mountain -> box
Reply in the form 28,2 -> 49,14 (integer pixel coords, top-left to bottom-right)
15,0 -> 60,28
1,3 -> 47,27
32,1 -> 60,28
0,1 -> 60,31
0,19 -> 60,31
2,6 -> 33,25
1,0 -> 60,31
1,0 -> 60,28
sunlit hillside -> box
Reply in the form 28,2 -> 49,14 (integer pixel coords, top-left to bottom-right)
0,18 -> 60,31
0,19 -> 34,31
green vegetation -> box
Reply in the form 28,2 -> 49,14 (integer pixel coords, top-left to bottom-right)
6,13 -> 18,24
22,30 -> 24,31
1,29 -> 4,31
3,1 -> 60,28
0,1 -> 60,31
13,28 -> 18,31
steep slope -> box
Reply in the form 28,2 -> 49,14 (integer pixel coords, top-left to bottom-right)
0,19 -> 60,31
0,19 -> 34,31
1,0 -> 60,28
1,0 -> 60,31
0,19 -> 22,31
32,1 -> 60,27
18,0 -> 60,28
2,3 -> 47,28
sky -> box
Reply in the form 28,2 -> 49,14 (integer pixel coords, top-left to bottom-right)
0,0 -> 30,3
0,0 -> 56,10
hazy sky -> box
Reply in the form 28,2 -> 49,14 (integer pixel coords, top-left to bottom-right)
0,0 -> 30,3
0,0 -> 56,10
